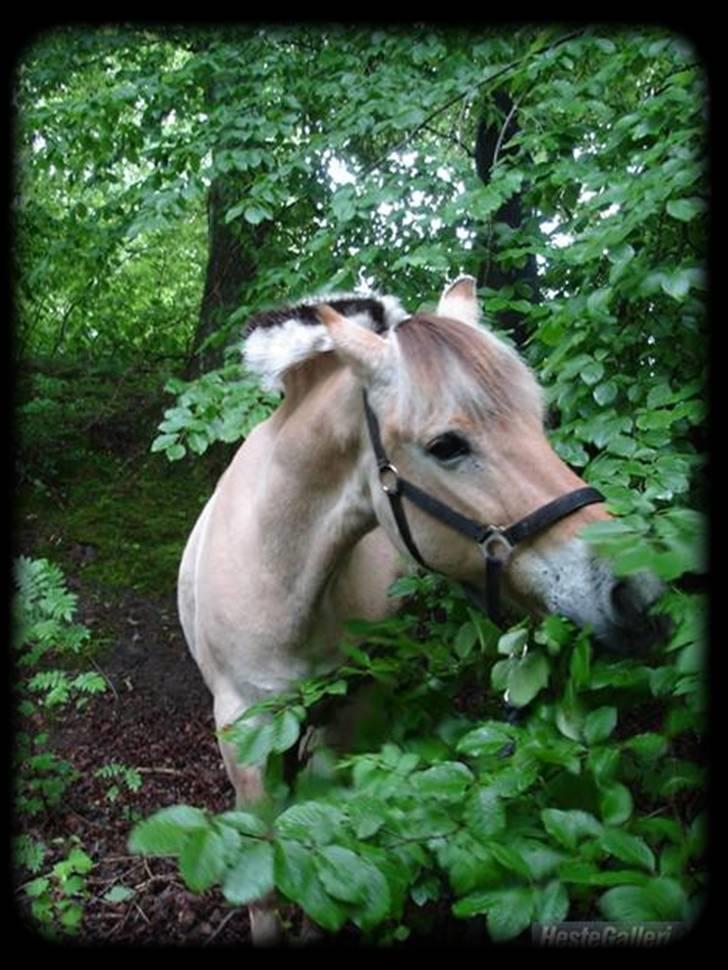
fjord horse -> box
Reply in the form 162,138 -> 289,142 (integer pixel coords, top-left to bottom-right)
178,276 -> 665,942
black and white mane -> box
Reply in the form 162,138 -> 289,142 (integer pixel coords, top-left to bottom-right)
243,292 -> 408,391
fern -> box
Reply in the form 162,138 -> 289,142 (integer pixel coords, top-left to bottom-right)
13,557 -> 90,666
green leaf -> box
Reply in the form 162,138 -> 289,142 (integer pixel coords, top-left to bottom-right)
586,289 -> 612,319
270,709 -> 301,754
129,805 -> 208,855
179,827 -> 226,892
593,380 -> 618,406
506,651 -> 549,707
223,840 -> 274,905
486,841 -> 531,879
514,839 -> 566,881
660,269 -> 691,301
454,886 -> 534,941
406,802 -> 459,839
331,189 -> 356,224
533,879 -> 570,924
224,201 -> 248,224
599,782 -> 633,826
624,732 -> 668,761
599,878 -> 687,921
62,847 -> 94,875
274,802 -> 343,845
464,786 -> 506,839
226,720 -> 276,766
166,443 -> 186,461
436,836 -> 501,895
103,885 -> 135,903
26,876 -> 50,899
666,197 -> 705,222
580,359 -> 605,386
188,432 -> 209,455
606,433 -> 637,457
412,761 -> 474,800
560,863 -> 649,887
646,382 -> 675,408
315,845 -> 369,904
541,809 -> 603,851
645,877 -> 689,920
243,204 -> 272,226
346,796 -> 386,839
490,658 -> 512,692
150,432 -> 178,453
569,635 -> 591,689
274,839 -> 347,932
60,905 -> 83,930
606,241 -> 635,265
456,722 -> 515,757
315,845 -> 391,928
583,706 -> 617,745
454,620 -> 478,659
555,694 -> 585,742
217,810 -> 269,838
498,627 -> 529,656
599,829 -> 655,872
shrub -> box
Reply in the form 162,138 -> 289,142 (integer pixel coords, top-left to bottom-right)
130,516 -> 705,941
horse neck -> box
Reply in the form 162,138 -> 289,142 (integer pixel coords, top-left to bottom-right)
254,358 -> 375,601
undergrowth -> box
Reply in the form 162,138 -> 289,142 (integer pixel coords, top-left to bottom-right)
130,527 -> 707,942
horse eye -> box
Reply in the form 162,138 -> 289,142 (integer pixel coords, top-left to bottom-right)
426,433 -> 471,463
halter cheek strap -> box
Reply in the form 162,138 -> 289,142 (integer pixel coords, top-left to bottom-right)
362,390 -> 604,626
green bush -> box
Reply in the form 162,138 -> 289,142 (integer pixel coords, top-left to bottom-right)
130,516 -> 705,940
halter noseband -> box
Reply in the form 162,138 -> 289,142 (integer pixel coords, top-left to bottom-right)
362,390 -> 604,626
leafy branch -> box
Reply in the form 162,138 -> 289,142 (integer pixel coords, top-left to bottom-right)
360,28 -> 586,177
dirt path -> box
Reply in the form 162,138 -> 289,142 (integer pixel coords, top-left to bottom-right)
17,579 -> 254,945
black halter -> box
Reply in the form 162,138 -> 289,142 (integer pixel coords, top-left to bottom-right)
362,390 -> 604,626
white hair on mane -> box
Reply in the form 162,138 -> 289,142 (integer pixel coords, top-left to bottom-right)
243,291 -> 408,391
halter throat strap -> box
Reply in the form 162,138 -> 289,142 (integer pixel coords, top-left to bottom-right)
362,390 -> 604,625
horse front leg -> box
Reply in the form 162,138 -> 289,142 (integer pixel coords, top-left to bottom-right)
216,700 -> 284,947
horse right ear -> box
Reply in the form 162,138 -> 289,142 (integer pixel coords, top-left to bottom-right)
437,275 -> 481,328
316,304 -> 390,383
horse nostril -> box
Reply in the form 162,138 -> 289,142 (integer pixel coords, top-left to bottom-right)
610,579 -> 643,625
610,579 -> 645,625
609,577 -> 672,652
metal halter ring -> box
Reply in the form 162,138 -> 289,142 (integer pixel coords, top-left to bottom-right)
479,527 -> 513,563
378,462 -> 402,496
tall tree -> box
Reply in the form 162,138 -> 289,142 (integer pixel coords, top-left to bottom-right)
475,89 -> 540,350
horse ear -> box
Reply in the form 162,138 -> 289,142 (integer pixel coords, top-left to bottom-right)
316,304 -> 390,382
437,275 -> 481,328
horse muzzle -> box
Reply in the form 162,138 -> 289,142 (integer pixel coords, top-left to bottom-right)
593,574 -> 673,655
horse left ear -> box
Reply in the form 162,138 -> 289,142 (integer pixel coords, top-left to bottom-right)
437,275 -> 481,328
316,304 -> 390,382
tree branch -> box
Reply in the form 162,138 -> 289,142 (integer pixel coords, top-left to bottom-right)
421,123 -> 475,158
361,28 -> 586,178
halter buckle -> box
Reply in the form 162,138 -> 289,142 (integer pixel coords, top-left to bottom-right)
479,527 -> 513,563
378,462 -> 401,496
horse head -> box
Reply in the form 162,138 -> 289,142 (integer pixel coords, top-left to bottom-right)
317,277 -> 668,653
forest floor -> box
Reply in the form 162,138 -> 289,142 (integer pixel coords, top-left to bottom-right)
13,360 -> 262,946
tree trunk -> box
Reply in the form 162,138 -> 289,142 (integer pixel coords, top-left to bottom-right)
187,178 -> 264,376
475,90 -> 539,351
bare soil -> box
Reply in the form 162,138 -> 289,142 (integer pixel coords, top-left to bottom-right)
14,578 -> 255,947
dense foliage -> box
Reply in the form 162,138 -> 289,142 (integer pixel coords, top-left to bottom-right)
16,25 -> 706,942
130,566 -> 705,940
